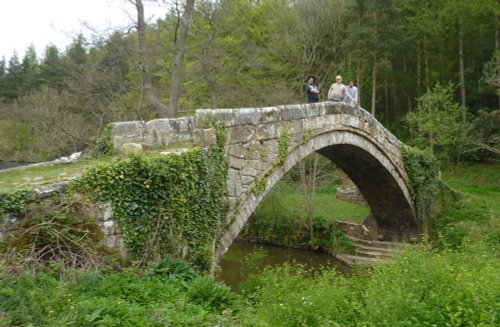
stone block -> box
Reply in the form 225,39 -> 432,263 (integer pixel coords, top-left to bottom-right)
194,109 -> 212,128
111,121 -> 145,150
324,102 -> 343,115
286,120 -> 303,135
344,115 -> 360,129
324,114 -> 340,128
226,168 -> 242,197
193,128 -> 216,147
260,107 -> 281,123
241,175 -> 254,185
112,120 -> 145,136
282,105 -> 306,121
256,124 -> 277,140
212,109 -> 235,127
121,143 -> 144,156
303,103 -> 324,118
303,116 -> 325,131
234,108 -> 260,126
241,165 -> 260,177
261,139 -> 278,163
229,156 -> 247,170
195,109 -> 233,128
228,126 -> 256,144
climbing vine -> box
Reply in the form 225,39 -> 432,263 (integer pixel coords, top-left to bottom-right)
71,126 -> 228,270
0,189 -> 34,217
278,128 -> 289,165
401,145 -> 441,234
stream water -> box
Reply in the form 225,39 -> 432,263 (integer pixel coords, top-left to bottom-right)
216,241 -> 351,291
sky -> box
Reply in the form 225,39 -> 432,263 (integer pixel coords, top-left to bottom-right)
0,0 -> 169,62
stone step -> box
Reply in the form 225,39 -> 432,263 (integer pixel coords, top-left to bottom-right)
354,243 -> 400,255
335,253 -> 383,266
355,248 -> 396,259
347,235 -> 408,249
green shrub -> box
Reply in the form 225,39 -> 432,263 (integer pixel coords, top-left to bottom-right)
0,188 -> 33,217
186,275 -> 237,313
150,257 -> 196,281
240,243 -> 499,326
0,268 -> 240,326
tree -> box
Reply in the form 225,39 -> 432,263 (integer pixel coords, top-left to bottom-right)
131,0 -> 196,118
20,45 -> 41,93
39,45 -> 64,89
0,57 -> 6,101
168,0 -> 195,116
405,83 -> 468,164
343,0 -> 402,117
133,0 -> 170,117
2,52 -> 23,100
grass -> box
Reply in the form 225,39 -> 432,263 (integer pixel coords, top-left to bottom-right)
0,158 -> 110,192
437,162 -> 500,244
0,143 -> 197,193
256,179 -> 370,223
442,162 -> 500,217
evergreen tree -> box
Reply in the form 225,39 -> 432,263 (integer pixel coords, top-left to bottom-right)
20,45 -> 41,93
2,52 -> 23,100
39,45 -> 64,89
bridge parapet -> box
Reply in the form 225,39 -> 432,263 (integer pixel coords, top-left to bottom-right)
111,116 -> 194,152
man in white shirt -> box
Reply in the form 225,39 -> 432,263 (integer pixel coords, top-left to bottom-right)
327,75 -> 346,102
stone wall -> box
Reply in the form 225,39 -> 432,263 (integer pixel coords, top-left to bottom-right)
111,116 -> 194,152
0,184 -> 125,255
336,186 -> 366,203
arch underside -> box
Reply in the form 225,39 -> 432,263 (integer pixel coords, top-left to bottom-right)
216,129 -> 418,261
317,144 -> 418,241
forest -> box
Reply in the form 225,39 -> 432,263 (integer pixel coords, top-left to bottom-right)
0,0 -> 498,164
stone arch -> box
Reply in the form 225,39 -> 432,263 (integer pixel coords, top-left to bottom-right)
215,128 -> 417,261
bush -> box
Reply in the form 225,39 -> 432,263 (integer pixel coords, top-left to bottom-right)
240,243 -> 499,326
0,267 -> 240,326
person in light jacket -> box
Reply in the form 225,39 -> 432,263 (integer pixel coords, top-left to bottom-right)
327,75 -> 346,102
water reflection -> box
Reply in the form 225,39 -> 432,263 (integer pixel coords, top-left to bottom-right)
216,241 -> 350,291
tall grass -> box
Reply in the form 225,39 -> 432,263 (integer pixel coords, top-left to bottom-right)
239,242 -> 499,326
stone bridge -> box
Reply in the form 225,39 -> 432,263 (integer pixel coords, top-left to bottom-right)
112,102 -> 418,261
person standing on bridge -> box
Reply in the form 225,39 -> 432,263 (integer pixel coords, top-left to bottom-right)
305,75 -> 320,103
327,75 -> 347,102
344,80 -> 358,105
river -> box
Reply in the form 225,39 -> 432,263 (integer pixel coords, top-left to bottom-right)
216,241 -> 351,291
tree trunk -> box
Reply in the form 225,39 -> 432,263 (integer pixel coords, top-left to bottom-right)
371,53 -> 377,116
417,43 -> 422,98
356,62 -> 361,105
168,0 -> 196,117
458,22 -> 467,123
496,15 -> 499,109
135,0 -> 169,118
384,75 -> 389,127
424,35 -> 429,88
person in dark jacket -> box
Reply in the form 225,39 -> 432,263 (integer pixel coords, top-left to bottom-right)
305,75 -> 320,103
